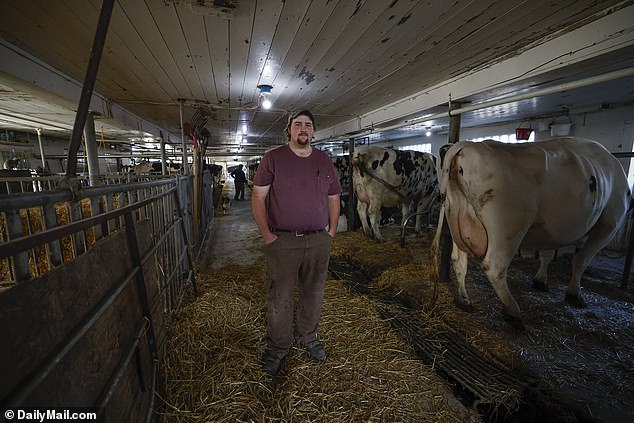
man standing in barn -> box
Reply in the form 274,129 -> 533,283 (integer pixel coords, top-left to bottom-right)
251,110 -> 342,377
230,164 -> 248,200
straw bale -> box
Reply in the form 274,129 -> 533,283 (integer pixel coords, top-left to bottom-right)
54,204 -> 75,262
160,260 -> 481,422
0,199 -> 101,283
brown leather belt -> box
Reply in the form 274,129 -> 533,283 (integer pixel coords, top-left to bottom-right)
271,227 -> 324,237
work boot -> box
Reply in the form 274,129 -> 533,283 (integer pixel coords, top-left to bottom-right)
304,339 -> 327,361
261,350 -> 285,376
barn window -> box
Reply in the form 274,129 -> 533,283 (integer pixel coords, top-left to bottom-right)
398,143 -> 431,153
467,132 -> 535,143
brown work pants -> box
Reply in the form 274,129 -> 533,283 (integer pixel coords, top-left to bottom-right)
263,230 -> 333,356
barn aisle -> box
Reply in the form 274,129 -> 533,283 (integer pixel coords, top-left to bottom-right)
157,183 -> 481,422
198,183 -> 262,270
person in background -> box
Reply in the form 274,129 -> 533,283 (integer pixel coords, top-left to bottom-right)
230,164 -> 248,200
251,110 -> 341,377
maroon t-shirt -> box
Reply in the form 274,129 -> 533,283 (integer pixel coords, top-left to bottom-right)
253,145 -> 342,231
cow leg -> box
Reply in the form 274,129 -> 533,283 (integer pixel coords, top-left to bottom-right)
451,244 -> 474,312
368,201 -> 383,241
532,249 -> 555,292
566,221 -> 620,307
431,204 -> 445,272
482,249 -> 524,329
400,203 -> 409,227
413,200 -> 423,234
356,201 -> 372,238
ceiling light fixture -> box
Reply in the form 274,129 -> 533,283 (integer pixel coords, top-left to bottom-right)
258,84 -> 273,110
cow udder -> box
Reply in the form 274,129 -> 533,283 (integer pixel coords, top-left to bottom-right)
447,198 -> 488,258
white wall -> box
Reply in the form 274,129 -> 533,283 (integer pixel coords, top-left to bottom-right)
367,103 -> 634,180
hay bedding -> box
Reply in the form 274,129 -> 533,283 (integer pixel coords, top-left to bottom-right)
330,225 -> 634,421
160,259 -> 480,422
330,228 -> 515,363
160,220 -> 634,421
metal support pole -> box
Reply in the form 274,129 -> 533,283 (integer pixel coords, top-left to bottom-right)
35,128 -> 46,171
347,137 -> 355,231
178,99 -> 188,175
439,102 -> 462,282
160,132 -> 168,176
65,0 -> 115,177
84,112 -> 101,186
621,210 -> 634,290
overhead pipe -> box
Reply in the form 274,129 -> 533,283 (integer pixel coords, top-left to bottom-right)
65,0 -> 115,177
333,67 -> 634,141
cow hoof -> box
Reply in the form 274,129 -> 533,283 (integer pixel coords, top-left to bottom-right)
531,279 -> 549,292
565,292 -> 586,308
502,312 -> 525,331
454,300 -> 476,313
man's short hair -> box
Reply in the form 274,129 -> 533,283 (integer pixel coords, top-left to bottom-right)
286,110 -> 316,140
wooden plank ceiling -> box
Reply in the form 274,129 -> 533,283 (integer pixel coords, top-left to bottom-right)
0,0 -> 633,160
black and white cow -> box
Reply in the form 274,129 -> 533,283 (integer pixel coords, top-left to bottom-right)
433,137 -> 630,327
333,155 -> 351,192
332,155 -> 353,232
352,146 -> 438,241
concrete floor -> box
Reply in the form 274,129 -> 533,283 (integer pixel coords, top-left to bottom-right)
199,182 -> 263,270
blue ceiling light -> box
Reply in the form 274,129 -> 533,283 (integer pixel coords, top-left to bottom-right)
258,84 -> 273,109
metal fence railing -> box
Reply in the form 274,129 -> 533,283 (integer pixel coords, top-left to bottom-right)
0,172 -> 215,419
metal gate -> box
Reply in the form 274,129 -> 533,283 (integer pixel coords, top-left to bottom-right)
0,172 -> 214,421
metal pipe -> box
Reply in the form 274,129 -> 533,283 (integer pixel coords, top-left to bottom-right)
346,138 -> 355,232
84,112 -> 101,185
451,67 -> 634,117
622,210 -> 634,290
0,188 -> 176,257
328,67 -> 634,140
65,0 -> 115,177
161,132 -> 168,175
178,99 -> 188,174
438,103 -> 462,282
35,128 -> 46,170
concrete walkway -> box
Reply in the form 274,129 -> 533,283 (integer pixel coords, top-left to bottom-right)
199,182 -> 263,270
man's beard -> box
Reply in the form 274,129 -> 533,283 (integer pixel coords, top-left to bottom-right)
295,134 -> 310,145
